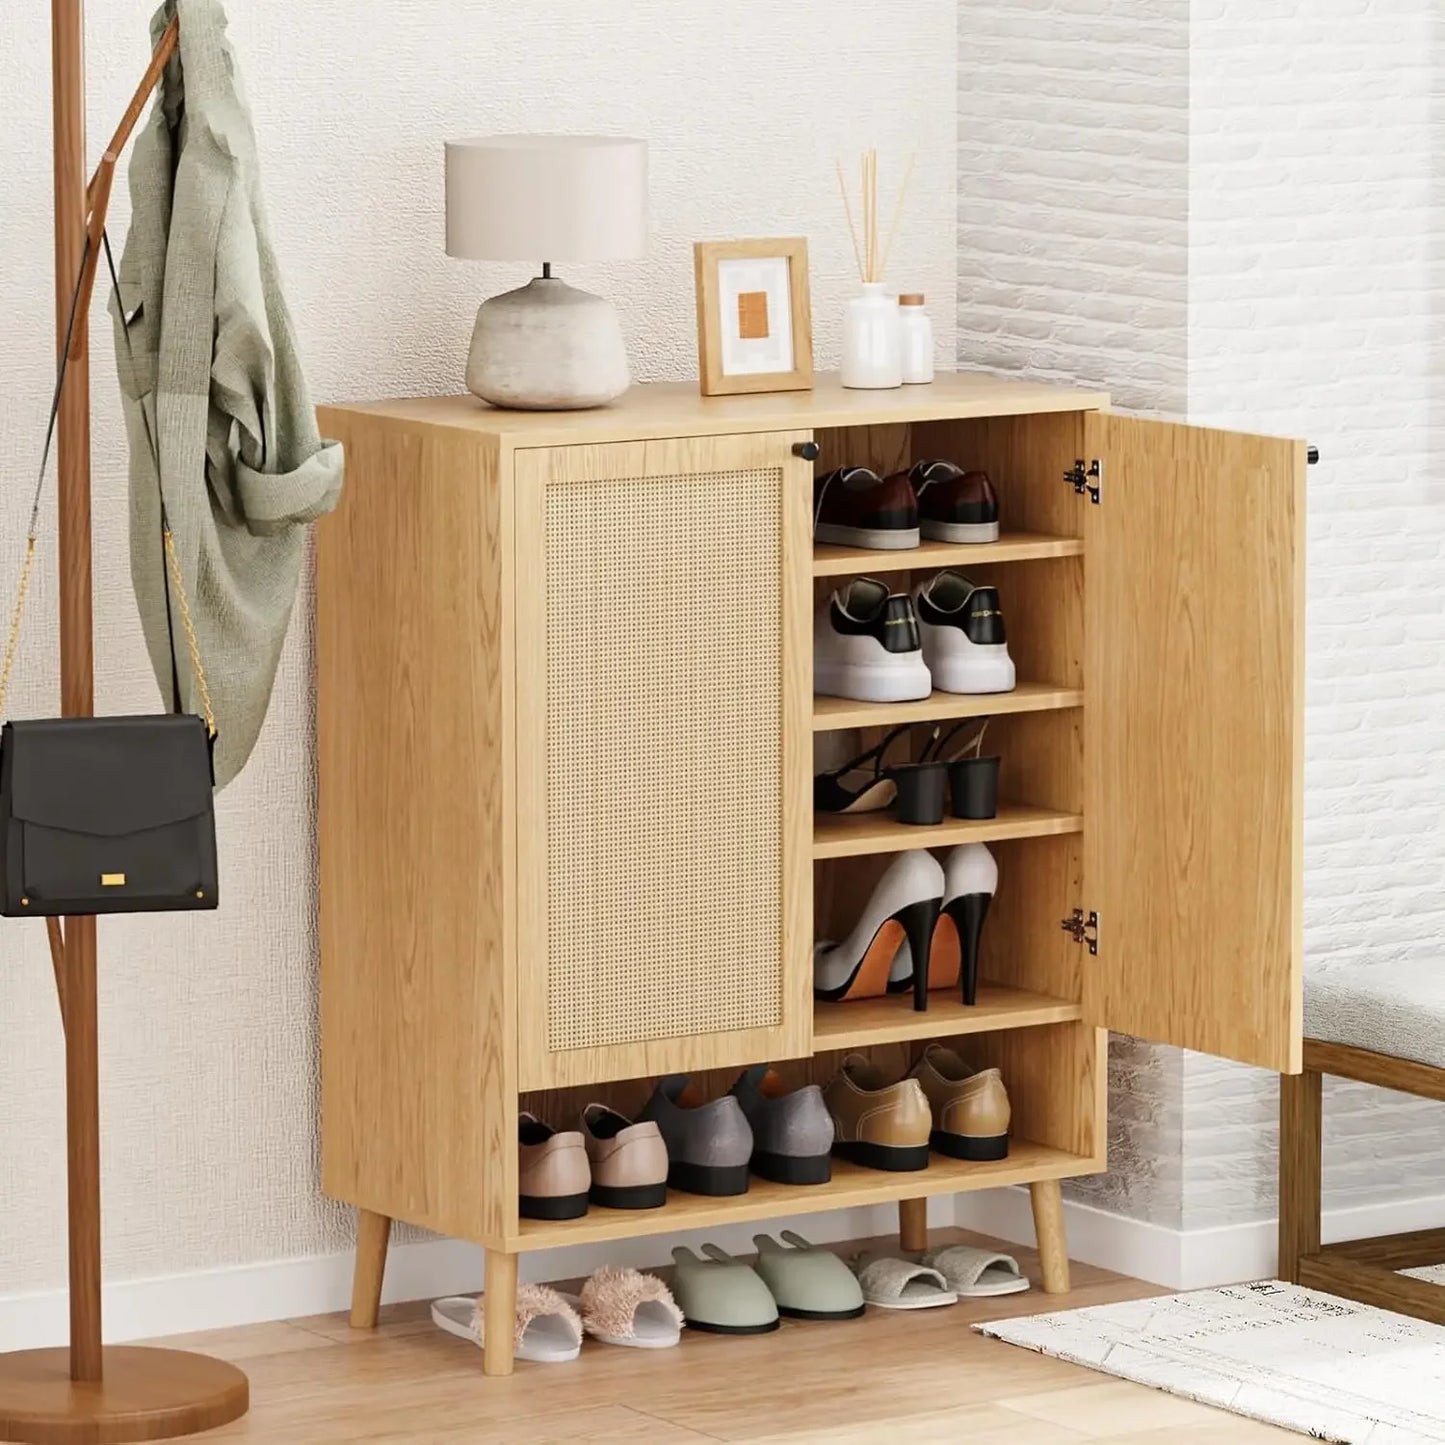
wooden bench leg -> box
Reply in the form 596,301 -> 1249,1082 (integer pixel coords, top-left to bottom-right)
899,1197 -> 928,1253
1279,1068 -> 1322,1283
1030,1179 -> 1070,1294
482,1249 -> 519,1377
350,1208 -> 391,1329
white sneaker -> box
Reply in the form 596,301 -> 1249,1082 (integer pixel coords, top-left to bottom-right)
913,571 -> 1016,695
814,578 -> 932,703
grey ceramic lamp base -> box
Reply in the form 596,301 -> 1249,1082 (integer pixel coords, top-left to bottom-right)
465,275 -> 630,410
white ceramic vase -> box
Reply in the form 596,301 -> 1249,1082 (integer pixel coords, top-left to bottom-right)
841,283 -> 903,390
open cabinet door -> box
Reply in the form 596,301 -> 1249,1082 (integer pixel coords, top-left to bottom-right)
1083,414 -> 1305,1072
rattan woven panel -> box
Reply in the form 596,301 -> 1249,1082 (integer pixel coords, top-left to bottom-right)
544,470 -> 784,1053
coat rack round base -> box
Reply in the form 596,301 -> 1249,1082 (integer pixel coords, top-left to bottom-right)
0,1348 -> 248,1443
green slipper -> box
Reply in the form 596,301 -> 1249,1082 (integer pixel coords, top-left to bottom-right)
671,1245 -> 780,1335
752,1232 -> 867,1321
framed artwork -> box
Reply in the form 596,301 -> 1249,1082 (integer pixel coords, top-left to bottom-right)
693,237 -> 814,396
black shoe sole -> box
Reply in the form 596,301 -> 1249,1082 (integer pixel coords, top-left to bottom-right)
777,1303 -> 868,1321
668,1160 -> 750,1196
589,1181 -> 668,1209
930,1130 -> 1009,1162
751,1150 -> 832,1185
519,1191 -> 589,1220
833,1139 -> 930,1172
685,1317 -> 780,1335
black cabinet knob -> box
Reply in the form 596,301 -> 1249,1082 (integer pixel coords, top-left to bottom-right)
1307,445 -> 1319,465
792,440 -> 820,461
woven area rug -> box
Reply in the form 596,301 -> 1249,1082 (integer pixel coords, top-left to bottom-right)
977,1279 -> 1445,1443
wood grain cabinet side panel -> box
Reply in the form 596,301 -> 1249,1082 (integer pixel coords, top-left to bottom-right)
317,411 -> 514,1246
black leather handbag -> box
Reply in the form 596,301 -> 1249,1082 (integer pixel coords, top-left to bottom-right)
0,716 -> 218,916
0,232 -> 219,918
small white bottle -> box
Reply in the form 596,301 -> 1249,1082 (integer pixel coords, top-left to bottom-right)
898,293 -> 934,384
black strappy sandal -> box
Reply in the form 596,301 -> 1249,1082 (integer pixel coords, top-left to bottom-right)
813,725 -> 913,814
925,719 -> 999,821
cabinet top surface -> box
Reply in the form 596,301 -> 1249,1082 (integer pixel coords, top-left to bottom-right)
319,371 -> 1109,446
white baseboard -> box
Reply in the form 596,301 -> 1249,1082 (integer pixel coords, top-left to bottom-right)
955,1189 -> 1445,1290
10,1185 -> 1438,1348
0,1196 -> 949,1351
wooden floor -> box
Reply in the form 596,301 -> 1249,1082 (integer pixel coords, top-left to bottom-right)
155,1230 -> 1295,1443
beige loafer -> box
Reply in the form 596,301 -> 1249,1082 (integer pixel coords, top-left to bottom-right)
519,1113 -> 591,1220
581,1104 -> 668,1210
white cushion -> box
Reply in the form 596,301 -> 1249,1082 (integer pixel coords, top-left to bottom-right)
1305,962 -> 1445,1071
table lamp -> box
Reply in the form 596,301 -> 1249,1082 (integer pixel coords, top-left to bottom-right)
445,134 -> 648,410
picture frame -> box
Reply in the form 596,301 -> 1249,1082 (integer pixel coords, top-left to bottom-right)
693,237 -> 814,397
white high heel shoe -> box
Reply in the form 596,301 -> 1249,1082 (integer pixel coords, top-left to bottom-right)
814,851 -> 944,1013
888,844 -> 998,1004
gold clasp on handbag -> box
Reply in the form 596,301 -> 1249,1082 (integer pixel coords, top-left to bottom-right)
101,873 -> 126,887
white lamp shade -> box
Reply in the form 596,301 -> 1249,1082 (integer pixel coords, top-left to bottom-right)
445,134 -> 648,263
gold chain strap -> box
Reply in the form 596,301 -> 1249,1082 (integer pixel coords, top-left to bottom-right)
0,537 -> 38,723
5,230 -> 216,739
0,531 -> 215,738
163,528 -> 216,737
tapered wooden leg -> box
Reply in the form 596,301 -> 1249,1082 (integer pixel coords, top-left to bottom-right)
349,1209 -> 391,1329
482,1250 -> 519,1377
899,1197 -> 929,1253
1279,1069 -> 1322,1283
1030,1179 -> 1070,1294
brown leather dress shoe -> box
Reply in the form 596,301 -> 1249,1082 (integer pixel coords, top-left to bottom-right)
519,1113 -> 591,1219
814,466 -> 920,550
908,1044 -> 1010,1160
901,460 -> 1000,543
823,1053 -> 931,1171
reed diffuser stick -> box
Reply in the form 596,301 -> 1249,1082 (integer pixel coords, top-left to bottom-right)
861,148 -> 872,280
839,147 -> 912,285
860,152 -> 870,282
836,159 -> 864,284
879,150 -> 916,283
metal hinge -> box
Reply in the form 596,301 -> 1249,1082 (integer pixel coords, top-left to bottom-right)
1061,907 -> 1099,955
1064,458 -> 1103,505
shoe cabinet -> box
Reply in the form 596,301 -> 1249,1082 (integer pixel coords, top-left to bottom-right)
316,373 -> 1305,1375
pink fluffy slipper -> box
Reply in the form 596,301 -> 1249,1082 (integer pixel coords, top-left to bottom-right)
573,1266 -> 683,1349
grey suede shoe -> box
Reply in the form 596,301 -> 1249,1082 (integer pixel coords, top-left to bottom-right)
730,1065 -> 834,1185
638,1075 -> 753,1196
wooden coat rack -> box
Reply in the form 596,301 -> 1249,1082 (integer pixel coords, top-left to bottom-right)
0,7 -> 250,1439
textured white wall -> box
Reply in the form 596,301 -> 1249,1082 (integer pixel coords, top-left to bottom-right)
0,1 -> 957,1297
960,0 -> 1445,1234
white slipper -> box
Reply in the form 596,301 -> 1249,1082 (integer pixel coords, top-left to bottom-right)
561,1265 -> 684,1349
431,1287 -> 582,1363
920,1245 -> 1030,1298
851,1256 -> 958,1311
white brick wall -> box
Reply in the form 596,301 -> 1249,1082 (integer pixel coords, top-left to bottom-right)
959,0 -> 1192,1229
957,0 -> 1190,416
1184,0 -> 1445,1230
960,0 -> 1445,1234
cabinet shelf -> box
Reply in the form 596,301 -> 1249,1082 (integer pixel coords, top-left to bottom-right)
813,985 -> 1083,1051
513,1140 -> 1092,1249
812,531 -> 1083,578
813,682 -> 1082,732
813,804 -> 1083,860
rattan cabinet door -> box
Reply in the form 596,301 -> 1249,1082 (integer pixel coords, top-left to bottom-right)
513,433 -> 813,1090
